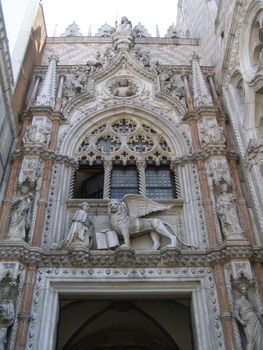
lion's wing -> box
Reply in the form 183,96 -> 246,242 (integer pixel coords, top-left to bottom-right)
123,194 -> 173,217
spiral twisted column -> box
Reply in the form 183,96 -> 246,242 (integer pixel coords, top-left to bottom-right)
136,160 -> 146,197
103,160 -> 112,199
170,161 -> 181,198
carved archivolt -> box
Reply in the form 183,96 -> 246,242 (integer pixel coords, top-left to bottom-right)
75,117 -> 173,164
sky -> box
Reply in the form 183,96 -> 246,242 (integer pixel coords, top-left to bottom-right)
2,0 -> 178,53
42,0 -> 178,37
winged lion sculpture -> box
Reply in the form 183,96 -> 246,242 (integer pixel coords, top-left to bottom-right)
108,194 -> 196,250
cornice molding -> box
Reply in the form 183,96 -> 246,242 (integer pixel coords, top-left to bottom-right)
0,240 -> 259,268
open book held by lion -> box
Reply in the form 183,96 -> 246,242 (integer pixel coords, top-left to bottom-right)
101,194 -> 196,250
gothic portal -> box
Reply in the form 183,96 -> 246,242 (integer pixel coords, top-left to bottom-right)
1,3 -> 263,350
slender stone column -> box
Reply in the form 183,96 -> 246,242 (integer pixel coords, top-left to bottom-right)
229,158 -> 256,245
0,159 -> 21,240
207,75 -> 222,112
136,160 -> 146,197
31,119 -> 60,246
26,76 -> 41,110
182,75 -> 194,111
253,262 -> 263,301
0,115 -> 31,239
187,117 -> 218,246
189,118 -> 200,150
14,265 -> 37,349
197,159 -> 218,246
170,162 -> 181,198
55,75 -> 65,111
103,160 -> 112,199
213,263 -> 237,350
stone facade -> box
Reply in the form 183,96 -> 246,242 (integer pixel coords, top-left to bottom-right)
0,3 -> 263,349
0,2 -> 17,204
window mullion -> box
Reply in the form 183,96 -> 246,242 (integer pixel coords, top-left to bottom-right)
170,161 -> 181,198
103,160 -> 112,199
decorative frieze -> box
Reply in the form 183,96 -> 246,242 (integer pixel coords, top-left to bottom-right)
0,240 -> 256,267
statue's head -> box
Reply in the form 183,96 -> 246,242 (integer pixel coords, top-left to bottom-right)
80,202 -> 89,211
108,199 -> 120,214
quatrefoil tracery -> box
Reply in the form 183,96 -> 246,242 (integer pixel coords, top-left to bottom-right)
76,118 -> 173,163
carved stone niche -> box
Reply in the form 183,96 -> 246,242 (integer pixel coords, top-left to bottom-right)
7,177 -> 35,242
18,156 -> 42,188
65,198 -> 186,251
197,117 -> 225,146
206,157 -> 232,189
0,263 -> 24,350
229,261 -> 263,350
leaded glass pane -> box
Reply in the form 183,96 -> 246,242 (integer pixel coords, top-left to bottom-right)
111,166 -> 139,198
145,165 -> 175,199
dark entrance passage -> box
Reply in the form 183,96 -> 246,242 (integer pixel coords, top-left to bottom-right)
56,299 -> 193,350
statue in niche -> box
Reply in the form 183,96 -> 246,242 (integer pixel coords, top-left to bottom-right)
215,182 -> 243,240
23,123 -> 51,146
233,278 -> 263,350
52,202 -> 94,250
106,194 -> 196,250
0,274 -> 15,350
7,193 -> 33,241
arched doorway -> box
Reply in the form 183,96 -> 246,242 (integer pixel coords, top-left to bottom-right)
57,299 -> 193,350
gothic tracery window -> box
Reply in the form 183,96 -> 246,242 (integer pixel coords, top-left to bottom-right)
73,117 -> 180,199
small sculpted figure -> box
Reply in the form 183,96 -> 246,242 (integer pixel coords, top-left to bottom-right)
52,202 -> 94,249
8,193 -> 33,240
216,183 -> 243,240
234,284 -> 263,350
0,276 -> 15,350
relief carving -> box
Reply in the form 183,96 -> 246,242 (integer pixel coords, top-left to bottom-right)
198,119 -> 225,145
18,157 -> 41,187
109,79 -> 138,97
23,122 -> 51,146
96,194 -> 196,250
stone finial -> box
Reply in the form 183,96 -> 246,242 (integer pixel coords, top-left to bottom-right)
61,22 -> 82,37
191,52 -> 213,108
133,22 -> 151,38
95,23 -> 115,37
165,23 -> 180,38
156,25 -> 160,38
35,55 -> 59,108
112,16 -> 134,51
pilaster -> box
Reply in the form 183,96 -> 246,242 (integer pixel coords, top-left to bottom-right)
213,263 -> 237,350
